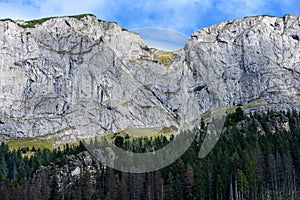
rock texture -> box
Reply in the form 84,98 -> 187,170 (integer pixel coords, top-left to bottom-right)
186,15 -> 300,111
0,14 -> 300,139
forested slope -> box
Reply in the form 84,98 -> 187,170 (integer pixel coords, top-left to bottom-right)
0,109 -> 299,199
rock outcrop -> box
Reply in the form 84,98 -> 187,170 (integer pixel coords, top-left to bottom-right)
0,14 -> 300,139
186,14 -> 300,112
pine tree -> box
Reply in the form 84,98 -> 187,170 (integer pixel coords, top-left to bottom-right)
183,164 -> 195,200
164,172 -> 176,200
49,174 -> 59,200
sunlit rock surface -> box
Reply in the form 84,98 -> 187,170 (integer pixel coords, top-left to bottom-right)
0,14 -> 299,139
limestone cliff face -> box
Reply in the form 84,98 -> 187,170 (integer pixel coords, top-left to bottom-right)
0,14 -> 299,139
185,14 -> 300,111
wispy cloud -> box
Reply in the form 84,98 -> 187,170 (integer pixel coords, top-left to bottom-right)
133,27 -> 188,51
0,1 -> 36,20
0,0 -> 107,19
35,0 -> 107,17
0,0 -> 299,35
214,0 -> 300,21
215,0 -> 269,16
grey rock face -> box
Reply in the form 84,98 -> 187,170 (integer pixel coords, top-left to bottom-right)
0,14 -> 300,139
186,14 -> 300,112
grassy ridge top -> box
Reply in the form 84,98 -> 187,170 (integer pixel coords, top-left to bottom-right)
0,13 -> 96,28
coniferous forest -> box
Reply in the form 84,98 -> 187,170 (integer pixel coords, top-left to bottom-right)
0,109 -> 300,200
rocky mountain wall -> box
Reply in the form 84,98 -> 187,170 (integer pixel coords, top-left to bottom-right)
0,14 -> 299,138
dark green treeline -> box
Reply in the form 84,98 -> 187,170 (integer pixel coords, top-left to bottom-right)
0,108 -> 299,199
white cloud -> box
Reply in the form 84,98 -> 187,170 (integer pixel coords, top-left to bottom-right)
133,27 -> 188,51
215,0 -> 270,17
115,0 -> 213,34
0,0 -> 107,20
213,0 -> 300,20
0,1 -> 37,20
37,0 -> 106,16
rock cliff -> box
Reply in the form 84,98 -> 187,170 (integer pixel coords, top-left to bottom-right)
0,14 -> 299,139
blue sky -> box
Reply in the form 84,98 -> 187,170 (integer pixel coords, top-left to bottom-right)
0,0 -> 299,36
